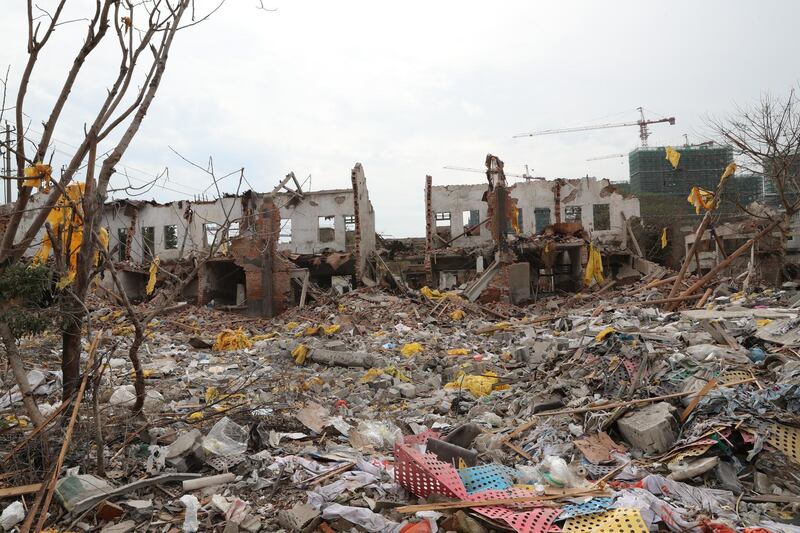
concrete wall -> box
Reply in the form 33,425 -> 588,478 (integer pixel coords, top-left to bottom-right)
429,177 -> 640,247
102,197 -> 243,263
275,189 -> 356,254
351,163 -> 377,279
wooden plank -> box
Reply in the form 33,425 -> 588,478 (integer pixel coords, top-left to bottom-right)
695,288 -> 713,308
680,379 -> 718,422
0,484 -> 42,499
299,270 -> 309,309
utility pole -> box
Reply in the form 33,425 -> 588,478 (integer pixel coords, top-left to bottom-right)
4,122 -> 11,204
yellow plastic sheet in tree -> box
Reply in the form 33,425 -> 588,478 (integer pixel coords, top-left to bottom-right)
146,256 -> 160,295
720,162 -> 737,182
23,162 -> 52,191
687,186 -> 715,214
665,146 -> 681,169
31,182 -> 108,279
401,342 -> 424,357
583,244 -> 604,286
661,228 -> 668,249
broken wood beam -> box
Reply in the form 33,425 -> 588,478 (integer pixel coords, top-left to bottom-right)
669,217 -> 784,310
695,287 -> 713,308
0,484 -> 42,499
668,212 -> 713,303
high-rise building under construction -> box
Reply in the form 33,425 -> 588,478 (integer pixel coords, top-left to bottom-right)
628,144 -> 733,194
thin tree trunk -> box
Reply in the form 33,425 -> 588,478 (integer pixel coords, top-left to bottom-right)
61,311 -> 82,401
0,321 -> 44,426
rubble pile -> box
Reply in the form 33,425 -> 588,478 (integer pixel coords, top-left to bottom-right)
2,279 -> 800,532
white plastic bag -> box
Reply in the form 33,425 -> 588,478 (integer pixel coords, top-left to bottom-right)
202,416 -> 248,456
179,494 -> 199,533
352,420 -> 402,449
0,501 -> 24,531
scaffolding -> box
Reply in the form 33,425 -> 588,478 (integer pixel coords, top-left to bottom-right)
629,144 -> 733,194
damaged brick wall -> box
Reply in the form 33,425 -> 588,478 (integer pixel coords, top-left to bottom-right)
479,263 -> 511,304
228,195 -> 293,317
485,186 -> 520,248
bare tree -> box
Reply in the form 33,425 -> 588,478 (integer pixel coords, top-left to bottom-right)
666,90 -> 800,309
0,0 -> 223,401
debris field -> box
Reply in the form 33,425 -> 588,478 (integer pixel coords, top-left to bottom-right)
2,274 -> 800,533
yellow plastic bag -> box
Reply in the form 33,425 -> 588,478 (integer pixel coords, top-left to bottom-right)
450,309 -> 466,321
146,256 -> 160,295
383,365 -> 410,382
361,368 -> 384,382
595,326 -> 616,342
291,343 -> 309,365
445,371 -> 507,397
584,244 -> 604,286
303,325 -> 321,336
420,286 -> 444,300
323,324 -> 341,335
213,328 -> 253,351
362,365 -> 410,383
285,321 -> 299,331
447,348 -> 470,356
400,342 -> 424,357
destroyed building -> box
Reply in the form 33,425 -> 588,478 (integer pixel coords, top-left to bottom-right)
3,163 -> 376,316
400,159 -> 645,303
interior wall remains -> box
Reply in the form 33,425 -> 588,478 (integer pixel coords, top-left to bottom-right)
429,177 -> 640,247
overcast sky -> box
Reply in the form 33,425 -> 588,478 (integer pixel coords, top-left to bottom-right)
4,0 -> 800,237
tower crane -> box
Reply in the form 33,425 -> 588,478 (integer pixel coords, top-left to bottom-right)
513,107 -> 675,147
442,164 -> 545,180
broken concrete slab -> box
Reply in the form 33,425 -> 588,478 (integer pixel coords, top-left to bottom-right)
277,502 -> 321,532
616,402 -> 678,454
307,348 -> 386,368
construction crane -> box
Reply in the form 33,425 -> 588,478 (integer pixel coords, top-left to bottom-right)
585,153 -> 626,162
443,165 -> 545,180
513,107 -> 675,147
